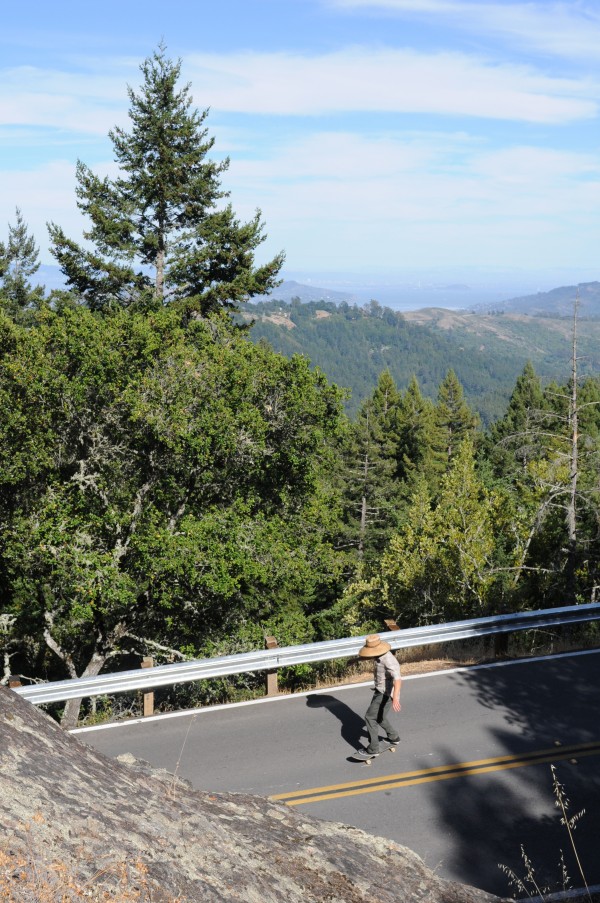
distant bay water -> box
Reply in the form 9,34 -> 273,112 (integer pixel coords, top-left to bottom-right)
252,278 -> 513,312
345,284 -> 507,311
38,265 -> 596,315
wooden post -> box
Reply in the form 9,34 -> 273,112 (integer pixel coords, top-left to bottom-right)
141,657 -> 154,717
494,631 -> 509,659
384,619 -> 400,631
8,675 -> 22,689
264,636 -> 278,697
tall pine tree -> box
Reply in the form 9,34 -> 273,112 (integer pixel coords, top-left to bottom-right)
429,369 -> 479,480
337,371 -> 403,563
395,375 -> 436,485
48,45 -> 284,312
0,208 -> 45,318
488,360 -> 547,476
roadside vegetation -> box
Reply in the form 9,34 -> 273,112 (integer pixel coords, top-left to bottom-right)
1,46 -> 599,728
500,766 -> 596,902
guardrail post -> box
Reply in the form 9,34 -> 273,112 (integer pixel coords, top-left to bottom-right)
265,636 -> 278,696
494,631 -> 509,658
494,611 -> 510,658
141,657 -> 154,716
8,675 -> 22,689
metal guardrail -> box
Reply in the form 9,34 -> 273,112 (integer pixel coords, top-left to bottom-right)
13,602 -> 600,705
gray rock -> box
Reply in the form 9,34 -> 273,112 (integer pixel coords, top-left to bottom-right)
0,688 -> 507,902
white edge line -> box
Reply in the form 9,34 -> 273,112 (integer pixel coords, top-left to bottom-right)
525,884 -> 600,902
71,647 -> 600,735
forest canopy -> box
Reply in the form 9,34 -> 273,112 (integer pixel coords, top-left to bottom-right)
1,47 -> 599,727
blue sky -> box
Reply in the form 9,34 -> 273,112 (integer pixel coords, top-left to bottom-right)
2,0 -> 600,293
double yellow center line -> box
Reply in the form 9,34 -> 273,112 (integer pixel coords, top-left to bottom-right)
271,740 -> 600,807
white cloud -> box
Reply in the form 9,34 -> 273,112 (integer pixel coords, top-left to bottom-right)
221,132 -> 600,269
0,64 -> 133,135
471,146 -> 600,184
328,0 -> 600,60
184,49 -> 596,123
0,45 -> 595,142
0,160 -> 115,263
3,131 -> 599,271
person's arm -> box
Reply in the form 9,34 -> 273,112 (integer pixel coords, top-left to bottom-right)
392,677 -> 402,712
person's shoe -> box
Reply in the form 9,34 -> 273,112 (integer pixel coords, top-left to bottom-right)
352,747 -> 379,761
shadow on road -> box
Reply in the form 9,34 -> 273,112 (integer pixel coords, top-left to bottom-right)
305,693 -> 367,750
423,652 -> 600,897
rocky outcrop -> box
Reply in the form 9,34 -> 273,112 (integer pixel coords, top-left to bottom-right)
0,687 -> 507,902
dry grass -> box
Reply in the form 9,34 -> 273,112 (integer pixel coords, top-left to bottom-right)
499,767 -> 596,903
0,851 -> 154,902
0,816 -> 181,902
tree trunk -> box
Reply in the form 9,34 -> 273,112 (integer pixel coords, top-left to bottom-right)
60,651 -> 107,730
155,246 -> 165,300
565,294 -> 579,602
358,490 -> 367,560
43,610 -> 108,731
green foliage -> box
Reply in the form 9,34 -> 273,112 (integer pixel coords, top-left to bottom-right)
0,305 -> 345,687
243,299 -> 600,424
434,369 -> 480,453
48,45 -> 284,312
482,365 -> 600,609
0,208 -> 45,319
342,440 -> 504,626
335,371 -> 405,564
395,375 -> 437,485
2,51 -> 600,714
486,361 -> 548,476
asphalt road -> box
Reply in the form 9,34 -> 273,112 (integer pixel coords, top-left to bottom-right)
78,649 -> 600,897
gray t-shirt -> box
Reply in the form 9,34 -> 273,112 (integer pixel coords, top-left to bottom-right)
373,650 -> 401,695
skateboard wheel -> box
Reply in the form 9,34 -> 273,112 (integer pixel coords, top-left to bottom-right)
389,745 -> 396,752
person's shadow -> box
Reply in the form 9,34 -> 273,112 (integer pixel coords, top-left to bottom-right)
305,693 -> 367,750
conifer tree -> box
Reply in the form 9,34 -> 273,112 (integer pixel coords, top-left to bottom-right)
429,369 -> 479,478
395,375 -> 436,484
488,361 -> 547,475
338,371 -> 403,562
48,45 -> 284,312
370,369 -> 401,424
0,208 -> 45,317
381,438 -> 500,623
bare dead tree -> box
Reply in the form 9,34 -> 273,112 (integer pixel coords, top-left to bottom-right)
493,292 -> 600,602
565,291 -> 580,600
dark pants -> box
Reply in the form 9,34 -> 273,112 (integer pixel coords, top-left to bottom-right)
365,690 -> 400,754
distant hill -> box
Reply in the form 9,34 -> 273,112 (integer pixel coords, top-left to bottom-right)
33,267 -> 600,318
33,271 -> 357,305
254,278 -> 499,310
252,280 -> 357,304
241,299 -> 600,424
26,269 -> 600,424
472,280 -> 600,318
257,277 -> 600,315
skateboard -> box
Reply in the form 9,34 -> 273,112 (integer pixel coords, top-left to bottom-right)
349,741 -> 398,765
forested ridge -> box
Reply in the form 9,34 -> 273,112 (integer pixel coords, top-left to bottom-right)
1,47 -> 599,727
242,298 -> 600,422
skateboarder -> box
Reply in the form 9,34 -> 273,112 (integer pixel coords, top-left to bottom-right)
358,634 -> 401,756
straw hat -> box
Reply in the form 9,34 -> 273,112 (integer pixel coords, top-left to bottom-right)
358,634 -> 391,658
